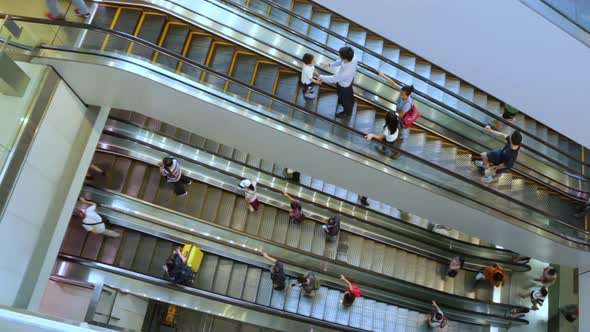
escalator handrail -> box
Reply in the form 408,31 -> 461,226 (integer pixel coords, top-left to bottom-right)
230,0 -> 589,168
106,116 -> 526,265
9,15 -> 590,239
202,0 -> 590,189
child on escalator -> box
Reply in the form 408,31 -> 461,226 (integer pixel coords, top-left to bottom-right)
301,53 -> 321,100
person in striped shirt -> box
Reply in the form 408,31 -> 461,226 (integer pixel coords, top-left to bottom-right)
159,157 -> 192,196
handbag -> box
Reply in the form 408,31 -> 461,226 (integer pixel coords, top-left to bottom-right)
402,104 -> 421,128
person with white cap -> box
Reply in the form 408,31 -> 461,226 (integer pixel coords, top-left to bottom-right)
239,179 -> 260,212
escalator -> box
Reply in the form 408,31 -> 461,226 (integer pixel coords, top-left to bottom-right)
82,0 -> 590,205
59,204 -> 497,330
75,5 -> 589,231
4,14 -> 590,249
216,0 -> 589,174
103,109 -> 530,273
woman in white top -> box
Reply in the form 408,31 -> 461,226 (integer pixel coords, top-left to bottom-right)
75,197 -> 120,237
364,111 -> 400,143
520,286 -> 548,310
239,179 -> 261,212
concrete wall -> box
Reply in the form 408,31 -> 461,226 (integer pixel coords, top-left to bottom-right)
0,74 -> 109,309
314,0 -> 590,147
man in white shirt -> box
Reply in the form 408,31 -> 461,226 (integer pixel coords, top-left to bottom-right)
319,46 -> 358,118
75,197 -> 120,237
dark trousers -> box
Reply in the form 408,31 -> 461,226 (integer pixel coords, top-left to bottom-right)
336,83 -> 354,115
172,174 -> 191,196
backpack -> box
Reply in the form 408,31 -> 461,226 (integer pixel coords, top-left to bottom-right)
402,104 -> 421,128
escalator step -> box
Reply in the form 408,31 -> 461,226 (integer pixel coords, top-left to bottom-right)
308,11 -> 330,43
84,6 -> 117,49
129,112 -> 148,127
259,159 -> 274,173
230,199 -> 249,231
371,243 -> 385,274
327,20 -> 349,51
323,289 -> 340,322
290,2 -> 312,34
269,286 -> 287,310
189,133 -> 206,149
348,297 -> 364,328
373,302 -> 387,332
359,239 -> 375,270
245,154 -> 262,169
241,267 -> 262,303
245,204 -> 264,235
211,317 -> 241,331
323,231 -> 338,260
185,182 -> 207,218
204,44 -> 236,88
283,280 -> 301,313
204,139 -> 221,154
107,9 -> 141,53
174,128 -> 191,144
296,290 -> 314,316
196,254 -> 219,291
173,184 -> 191,213
297,220 -> 315,252
228,54 -> 257,96
363,37 -> 384,68
268,0 -> 291,26
227,263 -> 248,299
181,33 -> 213,78
232,149 -> 248,164
132,235 -> 157,274
310,286 -> 328,320
273,72 -> 299,115
258,207 -> 278,240
154,176 -> 175,208
250,64 -> 278,107
216,192 -> 237,227
131,14 -> 166,60
159,123 -> 177,137
310,222 -> 326,256
147,239 -> 174,278
271,211 -> 290,244
212,258 -> 234,294
80,232 -> 104,261
361,299 -> 376,330
109,157 -> 132,192
383,305 -> 398,330
201,187 -> 223,221
97,226 -> 124,265
255,271 -> 273,306
347,235 -> 365,266
157,24 -> 189,69
60,218 -> 88,256
116,231 -> 141,269
335,296 -> 351,325
382,247 -> 396,277
124,162 -> 148,197
218,144 -> 234,159
139,167 -> 161,202
404,253 -> 418,282
285,218 -> 302,248
415,256 -> 427,285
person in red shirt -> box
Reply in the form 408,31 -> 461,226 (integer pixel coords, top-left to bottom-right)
340,275 -> 362,307
475,263 -> 507,288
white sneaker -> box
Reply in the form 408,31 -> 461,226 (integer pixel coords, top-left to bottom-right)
483,175 -> 495,183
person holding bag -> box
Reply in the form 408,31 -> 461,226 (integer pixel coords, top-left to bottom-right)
377,70 -> 420,138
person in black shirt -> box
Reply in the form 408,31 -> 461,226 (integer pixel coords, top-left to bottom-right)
163,247 -> 194,286
321,215 -> 341,241
263,252 -> 286,290
472,127 -> 522,183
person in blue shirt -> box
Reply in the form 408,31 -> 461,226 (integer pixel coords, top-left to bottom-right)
473,126 -> 522,183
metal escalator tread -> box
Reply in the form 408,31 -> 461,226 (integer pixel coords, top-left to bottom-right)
283,279 -> 301,313
204,139 -> 221,154
373,302 -> 386,331
310,286 -> 328,320
97,226 -> 124,265
285,217 -> 302,248
154,176 -> 175,208
323,289 -> 340,322
107,9 -> 141,53
250,64 -> 278,107
227,262 -> 248,298
157,24 -> 189,69
359,240 -> 375,271
195,254 -> 219,291
269,284 -> 287,310
271,211 -> 290,244
83,6 -> 117,49
181,33 -> 212,78
335,231 -> 350,262
147,239 -> 174,277
273,72 -> 299,115
361,299 -> 376,330
216,192 -> 238,227
60,217 -> 88,256
241,267 -> 262,303
335,297 -> 351,325
116,231 -> 141,269
185,182 -> 207,218
228,54 -> 257,96
212,258 -> 234,294
131,14 -> 166,59
80,232 -> 104,261
371,243 -> 386,274
131,235 -> 158,274
255,271 -> 273,306
205,44 -> 236,88
327,20 -> 349,51
211,317 -> 241,331
258,207 -> 277,240
124,162 -> 148,197
245,204 -> 264,235
384,305 -> 397,330
219,144 -> 234,159
290,2 -> 313,34
310,221 -> 327,256
297,220 -> 315,252
349,297 -> 364,328
230,199 -> 249,231
139,167 -> 162,202
201,187 -> 223,221
322,229 -> 338,260
109,157 -> 132,192
296,289 -> 314,316
268,0 -> 291,25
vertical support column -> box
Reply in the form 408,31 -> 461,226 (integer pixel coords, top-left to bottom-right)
578,270 -> 588,332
